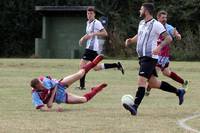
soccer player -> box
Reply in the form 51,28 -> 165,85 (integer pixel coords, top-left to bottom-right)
31,55 -> 107,112
78,7 -> 124,90
124,3 -> 186,116
145,10 -> 188,96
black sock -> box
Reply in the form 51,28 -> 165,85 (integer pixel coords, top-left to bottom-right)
134,87 -> 145,109
160,81 -> 178,95
80,74 -> 86,88
104,63 -> 118,69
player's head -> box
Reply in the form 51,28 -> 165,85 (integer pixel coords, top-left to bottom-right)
140,3 -> 154,18
87,7 -> 96,22
157,10 -> 168,24
30,78 -> 43,90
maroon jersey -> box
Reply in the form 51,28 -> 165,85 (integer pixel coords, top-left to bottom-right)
157,35 -> 170,57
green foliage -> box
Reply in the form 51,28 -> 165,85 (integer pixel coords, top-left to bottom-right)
0,0 -> 199,60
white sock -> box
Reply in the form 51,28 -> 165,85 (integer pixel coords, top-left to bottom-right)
101,63 -> 105,70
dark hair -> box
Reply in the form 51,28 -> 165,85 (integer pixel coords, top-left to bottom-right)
157,10 -> 168,18
30,78 -> 40,88
142,3 -> 154,15
87,7 -> 95,12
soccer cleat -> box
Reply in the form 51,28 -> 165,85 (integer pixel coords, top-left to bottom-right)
117,62 -> 125,75
75,87 -> 86,90
177,89 -> 185,105
182,80 -> 189,92
91,83 -> 107,93
145,88 -> 151,96
145,91 -> 150,96
123,103 -> 137,116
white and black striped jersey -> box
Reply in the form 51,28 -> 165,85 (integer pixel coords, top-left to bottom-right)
136,19 -> 166,59
86,19 -> 104,52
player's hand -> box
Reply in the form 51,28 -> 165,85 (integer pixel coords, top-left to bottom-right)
40,107 -> 51,112
79,38 -> 84,46
125,38 -> 132,47
152,46 -> 161,55
84,33 -> 94,40
56,107 -> 63,112
173,28 -> 181,40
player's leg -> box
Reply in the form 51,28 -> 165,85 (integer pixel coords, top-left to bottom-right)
145,86 -> 151,96
61,69 -> 86,87
93,62 -> 124,75
123,57 -> 156,115
67,83 -> 107,104
145,64 -> 162,96
123,75 -> 148,115
61,55 -> 103,87
148,75 -> 186,105
78,49 -> 100,90
79,59 -> 88,90
163,67 -> 188,89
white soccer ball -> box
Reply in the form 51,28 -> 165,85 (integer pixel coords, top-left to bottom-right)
121,94 -> 134,106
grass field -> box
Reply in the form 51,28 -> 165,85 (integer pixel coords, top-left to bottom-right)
0,59 -> 199,133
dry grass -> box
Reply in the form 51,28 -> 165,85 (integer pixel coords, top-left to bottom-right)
0,59 -> 199,133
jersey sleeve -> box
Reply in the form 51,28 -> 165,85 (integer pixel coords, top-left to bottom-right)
166,24 -> 174,37
32,92 -> 44,109
154,21 -> 166,35
43,78 -> 57,90
95,20 -> 104,31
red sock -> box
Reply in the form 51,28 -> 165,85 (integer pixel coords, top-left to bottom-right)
92,55 -> 104,65
82,62 -> 95,73
170,72 -> 184,84
84,83 -> 107,101
82,55 -> 104,73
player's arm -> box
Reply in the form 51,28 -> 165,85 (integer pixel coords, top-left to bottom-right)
39,106 -> 51,112
91,28 -> 108,37
79,34 -> 88,45
47,86 -> 57,108
125,34 -> 138,47
153,31 -> 172,55
173,28 -> 181,40
82,28 -> 107,41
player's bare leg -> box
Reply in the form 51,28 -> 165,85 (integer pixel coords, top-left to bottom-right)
67,83 -> 107,104
145,66 -> 161,96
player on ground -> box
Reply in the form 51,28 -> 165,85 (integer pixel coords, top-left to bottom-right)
124,3 -> 186,116
31,55 -> 107,112
145,10 -> 188,96
78,7 -> 124,90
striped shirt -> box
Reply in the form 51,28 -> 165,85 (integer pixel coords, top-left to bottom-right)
136,19 -> 166,59
31,76 -> 67,109
86,19 -> 104,52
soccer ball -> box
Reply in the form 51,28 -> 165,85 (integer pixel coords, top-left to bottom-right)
121,94 -> 134,106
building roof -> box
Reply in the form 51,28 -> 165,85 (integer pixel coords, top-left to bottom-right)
35,6 -> 104,15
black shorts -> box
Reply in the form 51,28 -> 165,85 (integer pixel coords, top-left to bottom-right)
138,56 -> 158,79
82,49 -> 98,61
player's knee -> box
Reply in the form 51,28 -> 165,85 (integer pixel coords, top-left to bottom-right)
80,97 -> 87,103
163,70 -> 170,77
149,80 -> 161,88
78,70 -> 85,77
93,66 -> 101,71
138,77 -> 147,87
93,67 -> 99,71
